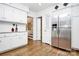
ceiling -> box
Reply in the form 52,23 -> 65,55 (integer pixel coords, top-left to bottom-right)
22,3 -> 56,12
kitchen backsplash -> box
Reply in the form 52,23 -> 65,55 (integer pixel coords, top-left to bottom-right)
0,22 -> 26,32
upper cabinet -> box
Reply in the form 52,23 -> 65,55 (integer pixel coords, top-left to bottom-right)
14,8 -> 27,23
71,5 -> 79,16
0,4 -> 4,20
0,4 -> 27,24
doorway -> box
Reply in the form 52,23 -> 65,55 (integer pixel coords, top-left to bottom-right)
27,16 -> 33,42
36,16 -> 42,42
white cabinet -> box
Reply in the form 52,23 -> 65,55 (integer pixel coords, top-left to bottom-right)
71,5 -> 79,50
0,37 -> 9,51
71,16 -> 79,50
0,4 -> 5,20
0,4 -> 14,21
18,33 -> 28,45
0,32 -> 27,52
0,36 -> 5,51
0,4 -> 27,23
0,34 -> 10,52
14,9 -> 27,23
71,6 -> 79,16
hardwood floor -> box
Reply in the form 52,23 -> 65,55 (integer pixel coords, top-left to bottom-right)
0,39 -> 79,56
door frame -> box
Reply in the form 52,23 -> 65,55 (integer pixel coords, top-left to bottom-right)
27,16 -> 33,40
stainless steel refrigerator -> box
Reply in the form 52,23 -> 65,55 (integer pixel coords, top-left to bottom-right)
51,15 -> 71,50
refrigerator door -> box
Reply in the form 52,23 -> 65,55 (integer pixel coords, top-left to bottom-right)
51,16 -> 59,47
59,15 -> 71,50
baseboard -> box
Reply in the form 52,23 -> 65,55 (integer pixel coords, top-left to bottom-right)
72,47 -> 79,51
51,45 -> 72,51
45,43 -> 50,45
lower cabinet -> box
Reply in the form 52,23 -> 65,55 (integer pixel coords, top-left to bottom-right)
0,37 -> 7,51
0,37 -> 11,52
0,32 -> 27,52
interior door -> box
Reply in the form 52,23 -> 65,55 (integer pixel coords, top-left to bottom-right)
36,17 -> 41,40
51,16 -> 59,47
42,15 -> 51,44
59,15 -> 71,50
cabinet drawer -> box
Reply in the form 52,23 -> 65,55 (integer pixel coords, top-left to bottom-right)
0,37 -> 10,52
0,34 -> 5,38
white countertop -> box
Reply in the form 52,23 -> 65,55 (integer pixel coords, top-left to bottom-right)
0,31 -> 27,34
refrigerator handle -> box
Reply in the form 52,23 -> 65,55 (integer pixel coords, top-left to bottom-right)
57,28 -> 60,34
59,29 -> 60,34
57,29 -> 59,34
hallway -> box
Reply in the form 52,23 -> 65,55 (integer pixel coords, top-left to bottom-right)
0,39 -> 79,56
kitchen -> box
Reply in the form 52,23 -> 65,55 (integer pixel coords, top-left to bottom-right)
0,3 -> 79,56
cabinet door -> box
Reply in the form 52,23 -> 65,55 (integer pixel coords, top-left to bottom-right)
0,33 -> 28,52
0,4 -> 5,21
71,16 -> 79,49
14,9 -> 27,23
71,6 -> 79,16
9,33 -> 27,48
21,12 -> 27,23
18,32 -> 27,45
4,5 -> 16,22
0,37 -> 6,52
0,37 -> 11,52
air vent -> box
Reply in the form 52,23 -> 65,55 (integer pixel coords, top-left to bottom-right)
55,5 -> 59,10
63,3 -> 68,6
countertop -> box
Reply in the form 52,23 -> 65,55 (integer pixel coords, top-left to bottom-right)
0,31 -> 27,34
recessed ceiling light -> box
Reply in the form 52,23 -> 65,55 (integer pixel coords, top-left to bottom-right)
63,3 -> 68,6
55,5 -> 59,10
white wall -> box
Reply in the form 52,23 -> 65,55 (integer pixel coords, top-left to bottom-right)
71,16 -> 79,49
71,5 -> 79,49
0,22 -> 26,32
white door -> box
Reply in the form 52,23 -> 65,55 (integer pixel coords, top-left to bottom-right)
36,17 -> 41,40
42,15 -> 52,45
